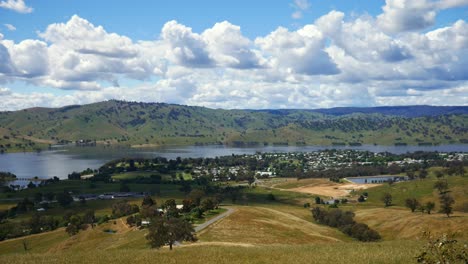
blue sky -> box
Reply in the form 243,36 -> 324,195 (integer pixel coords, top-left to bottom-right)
0,0 -> 467,110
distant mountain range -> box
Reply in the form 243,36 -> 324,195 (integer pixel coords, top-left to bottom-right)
310,105 -> 468,117
0,101 -> 466,152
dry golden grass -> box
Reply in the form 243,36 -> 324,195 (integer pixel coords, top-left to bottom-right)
355,207 -> 468,240
0,241 -> 424,264
198,206 -> 345,244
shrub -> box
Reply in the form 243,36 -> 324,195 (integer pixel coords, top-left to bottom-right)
416,232 -> 467,263
311,207 -> 380,242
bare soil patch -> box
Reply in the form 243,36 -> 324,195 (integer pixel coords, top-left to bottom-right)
288,179 -> 380,198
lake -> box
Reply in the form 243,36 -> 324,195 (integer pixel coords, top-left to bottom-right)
0,144 -> 467,183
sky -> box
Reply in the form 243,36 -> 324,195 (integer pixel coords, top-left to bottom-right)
0,0 -> 467,110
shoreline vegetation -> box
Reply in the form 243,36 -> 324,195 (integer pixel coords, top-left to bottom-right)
0,142 -> 467,154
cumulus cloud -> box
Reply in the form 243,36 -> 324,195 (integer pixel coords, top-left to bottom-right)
37,15 -> 167,89
377,0 -> 468,33
162,20 -> 214,67
0,0 -> 32,13
256,24 -> 339,75
0,11 -> 467,110
202,21 -> 262,69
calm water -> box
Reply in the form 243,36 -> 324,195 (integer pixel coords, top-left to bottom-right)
1,144 -> 467,182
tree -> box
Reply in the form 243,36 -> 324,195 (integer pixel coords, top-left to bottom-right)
27,181 -> 36,189
142,195 -> 155,207
44,192 -> 55,201
315,196 -> 321,204
433,180 -> 448,194
66,215 -> 82,236
181,199 -> 194,213
419,170 -> 428,179
425,201 -> 435,214
34,192 -> 43,203
164,199 -> 179,218
179,183 -> 192,194
83,209 -> 95,228
201,198 -> 215,211
56,192 -> 73,207
120,182 -> 130,192
68,172 -> 81,180
439,194 -> 455,217
112,200 -> 139,218
381,193 -> 392,207
405,198 -> 420,212
188,189 -> 205,206
16,198 -> 34,212
434,170 -> 444,179
147,217 -> 197,250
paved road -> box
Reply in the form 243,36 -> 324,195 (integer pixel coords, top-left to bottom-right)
194,207 -> 235,232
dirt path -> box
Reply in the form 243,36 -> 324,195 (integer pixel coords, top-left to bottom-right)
194,207 -> 235,232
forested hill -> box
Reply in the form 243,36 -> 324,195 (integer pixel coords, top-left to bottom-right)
309,105 -> 468,117
0,100 -> 466,152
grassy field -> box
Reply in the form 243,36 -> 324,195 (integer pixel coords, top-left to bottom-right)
111,171 -> 192,181
0,204 -> 433,264
0,181 -> 185,200
198,206 -> 347,244
358,175 -> 468,210
1,172 -> 467,263
0,241 -> 425,264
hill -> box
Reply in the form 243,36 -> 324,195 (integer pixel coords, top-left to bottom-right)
310,105 -> 468,117
0,101 -> 467,152
1,172 -> 467,263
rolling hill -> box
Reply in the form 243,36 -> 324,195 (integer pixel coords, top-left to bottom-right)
0,100 -> 466,152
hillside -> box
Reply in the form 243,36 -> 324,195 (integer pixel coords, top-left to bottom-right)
0,101 -> 467,152
1,171 -> 467,263
311,105 -> 468,118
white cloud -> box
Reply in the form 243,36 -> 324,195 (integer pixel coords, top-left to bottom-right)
162,20 -> 214,67
36,15 -> 167,90
202,21 -> 262,69
292,11 -> 303,19
291,0 -> 311,19
4,24 -> 16,31
377,0 -> 468,33
0,0 -> 32,13
256,24 -> 339,75
0,11 -> 467,111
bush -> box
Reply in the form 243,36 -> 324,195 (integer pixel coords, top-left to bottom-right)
416,232 -> 467,263
112,201 -> 139,218
266,193 -> 276,201
311,207 -> 380,242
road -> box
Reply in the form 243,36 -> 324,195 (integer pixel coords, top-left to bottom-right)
194,207 -> 235,232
